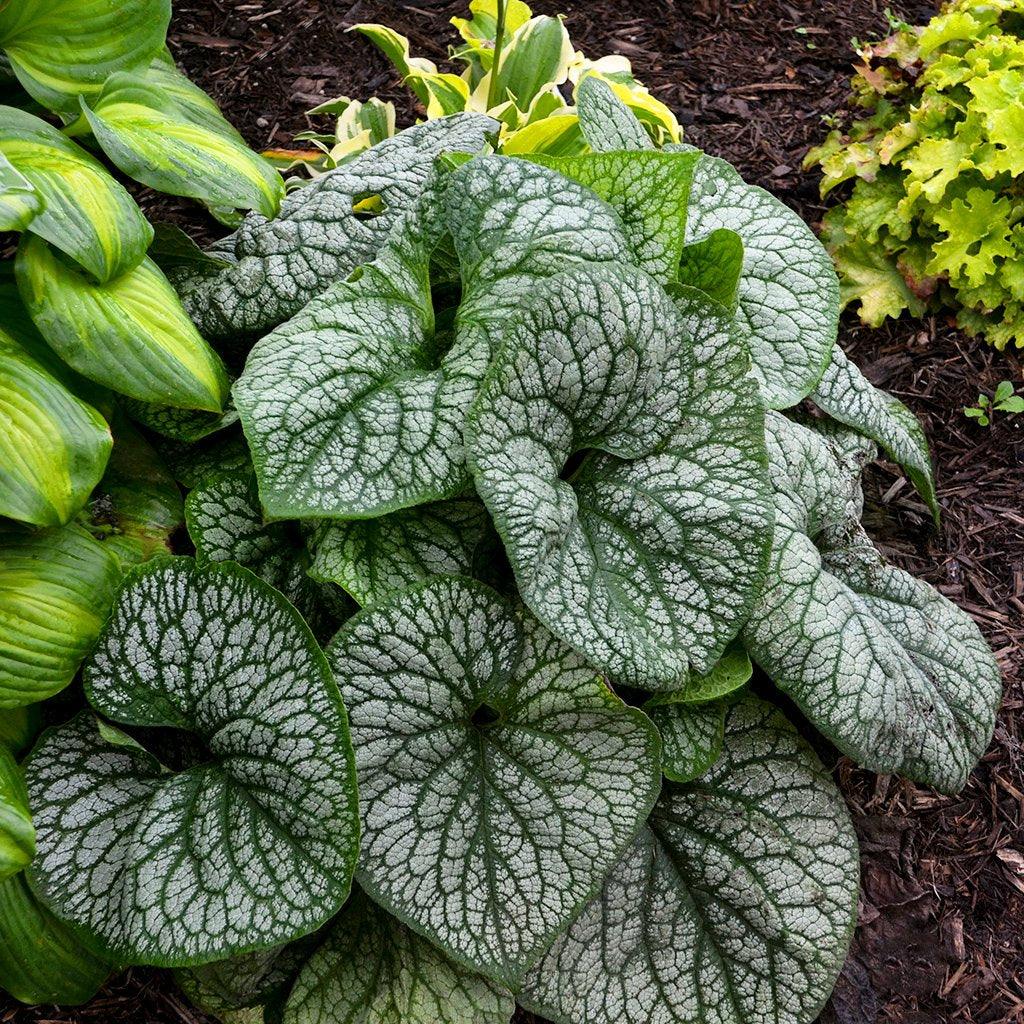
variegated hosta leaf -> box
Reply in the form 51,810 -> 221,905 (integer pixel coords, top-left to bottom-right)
492,14 -> 573,111
310,499 -> 498,607
0,744 -> 34,881
185,465 -> 344,639
810,346 -> 940,524
82,73 -> 285,219
680,150 -> 839,409
233,188 -> 473,519
520,698 -> 860,1024
0,523 -> 121,709
0,152 -> 41,231
575,74 -> 654,152
0,873 -> 112,1005
0,105 -> 151,282
466,268 -> 771,690
16,235 -> 229,412
24,559 -> 360,965
327,575 -> 661,986
527,149 -> 698,282
0,0 -> 170,113
645,699 -> 727,783
176,114 -> 497,340
280,889 -> 515,1024
0,321 -> 111,527
744,414 -> 1002,793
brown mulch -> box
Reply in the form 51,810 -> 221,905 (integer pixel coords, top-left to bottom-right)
4,2 -> 1022,1022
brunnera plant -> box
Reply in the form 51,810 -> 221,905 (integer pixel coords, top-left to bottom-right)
0,63 -> 1003,1024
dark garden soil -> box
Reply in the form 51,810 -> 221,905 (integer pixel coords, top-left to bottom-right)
4,2 -> 1022,1022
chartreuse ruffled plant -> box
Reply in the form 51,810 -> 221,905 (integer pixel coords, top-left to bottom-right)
806,0 -> 1024,349
1,50 -> 1004,1024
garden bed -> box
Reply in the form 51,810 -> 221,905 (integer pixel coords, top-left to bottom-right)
3,2 -> 1021,1022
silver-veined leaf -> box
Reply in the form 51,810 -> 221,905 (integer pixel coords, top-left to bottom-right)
575,75 -> 653,152
82,73 -> 285,219
16,234 -> 229,412
810,346 -> 939,524
645,699 -> 727,783
0,105 -> 151,282
744,414 -> 1001,793
0,0 -> 169,113
0,523 -> 121,709
327,575 -> 661,986
466,268 -> 771,690
0,873 -> 112,1005
280,889 -> 515,1024
678,149 -> 839,409
25,559 -> 360,966
310,499 -> 498,607
0,744 -> 33,881
176,114 -> 497,340
520,698 -> 860,1024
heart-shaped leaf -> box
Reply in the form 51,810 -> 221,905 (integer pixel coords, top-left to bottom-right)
16,235 -> 229,412
24,559 -> 360,965
810,346 -> 939,524
327,575 -> 661,985
466,269 -> 771,690
575,75 -> 654,152
743,414 -> 1002,793
0,523 -> 121,709
679,150 -> 839,409
176,114 -> 497,340
0,873 -> 112,1005
520,698 -> 860,1024
310,499 -> 499,607
0,0 -> 170,113
0,105 -> 151,282
0,744 -> 33,881
280,889 -> 515,1024
82,74 -> 285,219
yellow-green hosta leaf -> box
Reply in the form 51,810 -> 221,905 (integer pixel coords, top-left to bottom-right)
0,106 -> 151,282
329,576 -> 661,987
501,111 -> 584,155
0,744 -> 33,881
451,0 -> 533,71
0,0 -> 169,113
280,890 -> 515,1024
0,873 -> 112,1005
0,152 -> 40,231
16,235 -> 229,412
403,69 -> 471,117
82,74 -> 284,219
495,15 -> 573,110
520,699 -> 860,1024
0,321 -> 111,527
350,24 -> 440,107
0,523 -> 121,709
25,559 -> 361,966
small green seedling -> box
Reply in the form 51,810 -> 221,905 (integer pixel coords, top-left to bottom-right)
965,381 -> 1024,426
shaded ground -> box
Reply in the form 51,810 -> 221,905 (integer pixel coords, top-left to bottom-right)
4,2 -> 1022,1022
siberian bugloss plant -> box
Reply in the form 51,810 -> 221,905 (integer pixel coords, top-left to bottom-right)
0,8 -> 1004,1024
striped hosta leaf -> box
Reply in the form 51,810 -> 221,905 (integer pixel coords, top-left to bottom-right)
24,559 -> 360,966
0,0 -> 169,113
0,152 -> 41,230
520,699 -> 860,1024
810,346 -> 939,524
16,234 -> 229,411
82,73 -> 285,219
466,269 -> 771,690
0,744 -> 33,881
0,523 -> 121,709
176,114 -> 497,340
744,414 -> 1001,793
575,75 -> 654,152
327,575 -> 661,986
0,320 -> 111,527
280,889 -> 514,1024
680,150 -> 839,409
185,465 -> 344,639
0,873 -> 112,1005
310,499 -> 498,607
0,105 -> 151,282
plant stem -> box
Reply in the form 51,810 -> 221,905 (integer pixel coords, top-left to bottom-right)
486,0 -> 507,111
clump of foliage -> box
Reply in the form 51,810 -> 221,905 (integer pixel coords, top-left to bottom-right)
964,379 -> 1024,425
805,0 -> 1024,349
0,5 -> 1004,1024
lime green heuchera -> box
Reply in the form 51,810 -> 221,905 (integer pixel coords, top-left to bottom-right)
805,0 -> 1024,349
